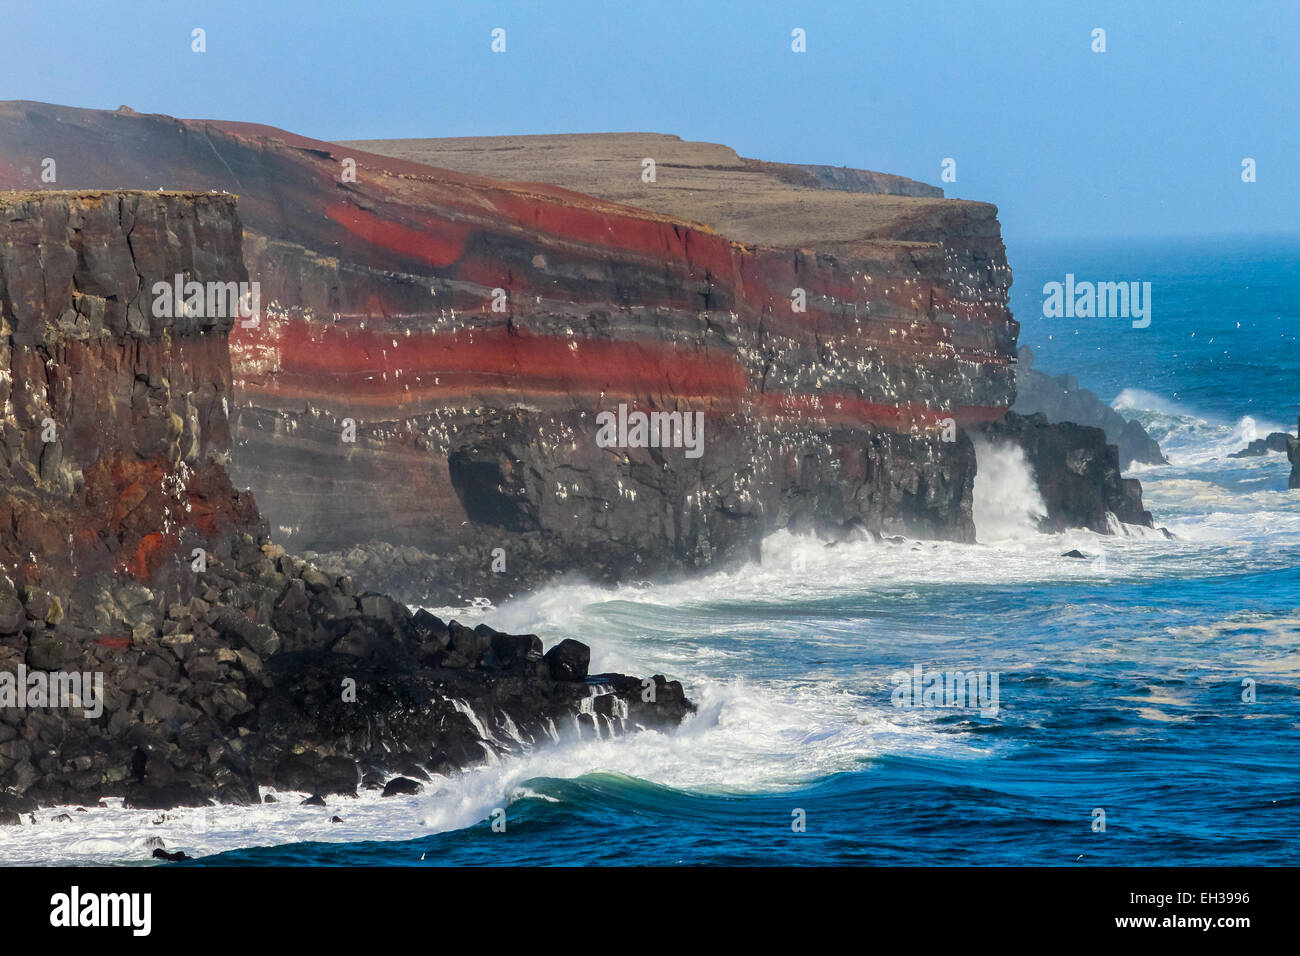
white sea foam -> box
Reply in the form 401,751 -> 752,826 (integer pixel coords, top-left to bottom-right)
1109,388 -> 1299,541
972,438 -> 1049,543
1113,388 -> 1290,468
1112,388 -> 1189,419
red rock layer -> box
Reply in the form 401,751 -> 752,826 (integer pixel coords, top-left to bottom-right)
0,102 -> 1018,600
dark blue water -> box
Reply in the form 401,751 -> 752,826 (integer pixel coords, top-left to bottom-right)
54,236 -> 1300,868
1012,235 -> 1300,426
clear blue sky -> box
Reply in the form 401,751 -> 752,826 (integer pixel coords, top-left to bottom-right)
2,0 -> 1295,241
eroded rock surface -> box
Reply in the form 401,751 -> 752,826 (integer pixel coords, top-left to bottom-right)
977,412 -> 1153,533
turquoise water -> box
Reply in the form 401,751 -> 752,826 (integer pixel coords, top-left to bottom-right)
16,238 -> 1296,867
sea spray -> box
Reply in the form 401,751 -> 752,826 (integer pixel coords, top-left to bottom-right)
971,439 -> 1049,542
1113,390 -> 1291,467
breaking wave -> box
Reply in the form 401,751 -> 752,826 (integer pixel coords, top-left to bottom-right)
972,438 -> 1049,542
1113,388 -> 1290,467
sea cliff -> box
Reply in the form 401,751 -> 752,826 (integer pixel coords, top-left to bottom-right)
0,103 -> 1033,606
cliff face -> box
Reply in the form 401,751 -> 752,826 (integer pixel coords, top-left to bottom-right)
0,191 -> 688,812
0,102 -> 1021,602
0,191 -> 254,608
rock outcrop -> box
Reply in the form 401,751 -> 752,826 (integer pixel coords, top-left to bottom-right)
1230,430 -> 1293,458
0,190 -> 253,604
1012,347 -> 1165,470
1229,415 -> 1298,490
1288,418 -> 1300,490
0,190 -> 690,812
977,412 -> 1153,533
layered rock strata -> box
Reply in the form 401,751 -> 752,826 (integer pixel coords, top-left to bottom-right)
0,102 -> 1153,607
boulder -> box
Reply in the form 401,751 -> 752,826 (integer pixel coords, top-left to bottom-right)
380,776 -> 423,797
0,596 -> 23,635
544,639 -> 591,681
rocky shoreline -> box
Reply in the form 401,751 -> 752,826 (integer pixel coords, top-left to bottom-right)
0,190 -> 690,817
0,527 -> 690,817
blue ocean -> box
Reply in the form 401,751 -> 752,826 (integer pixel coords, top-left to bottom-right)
11,237 -> 1299,866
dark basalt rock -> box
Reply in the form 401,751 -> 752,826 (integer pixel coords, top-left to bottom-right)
0,524 -> 694,810
1061,550 -> 1088,559
487,632 -> 543,670
273,755 -> 361,798
977,412 -> 1154,533
545,639 -> 590,682
0,595 -> 25,634
1229,432 -> 1293,458
590,674 -> 695,729
152,848 -> 192,862
381,777 -> 422,797
307,425 -> 987,607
